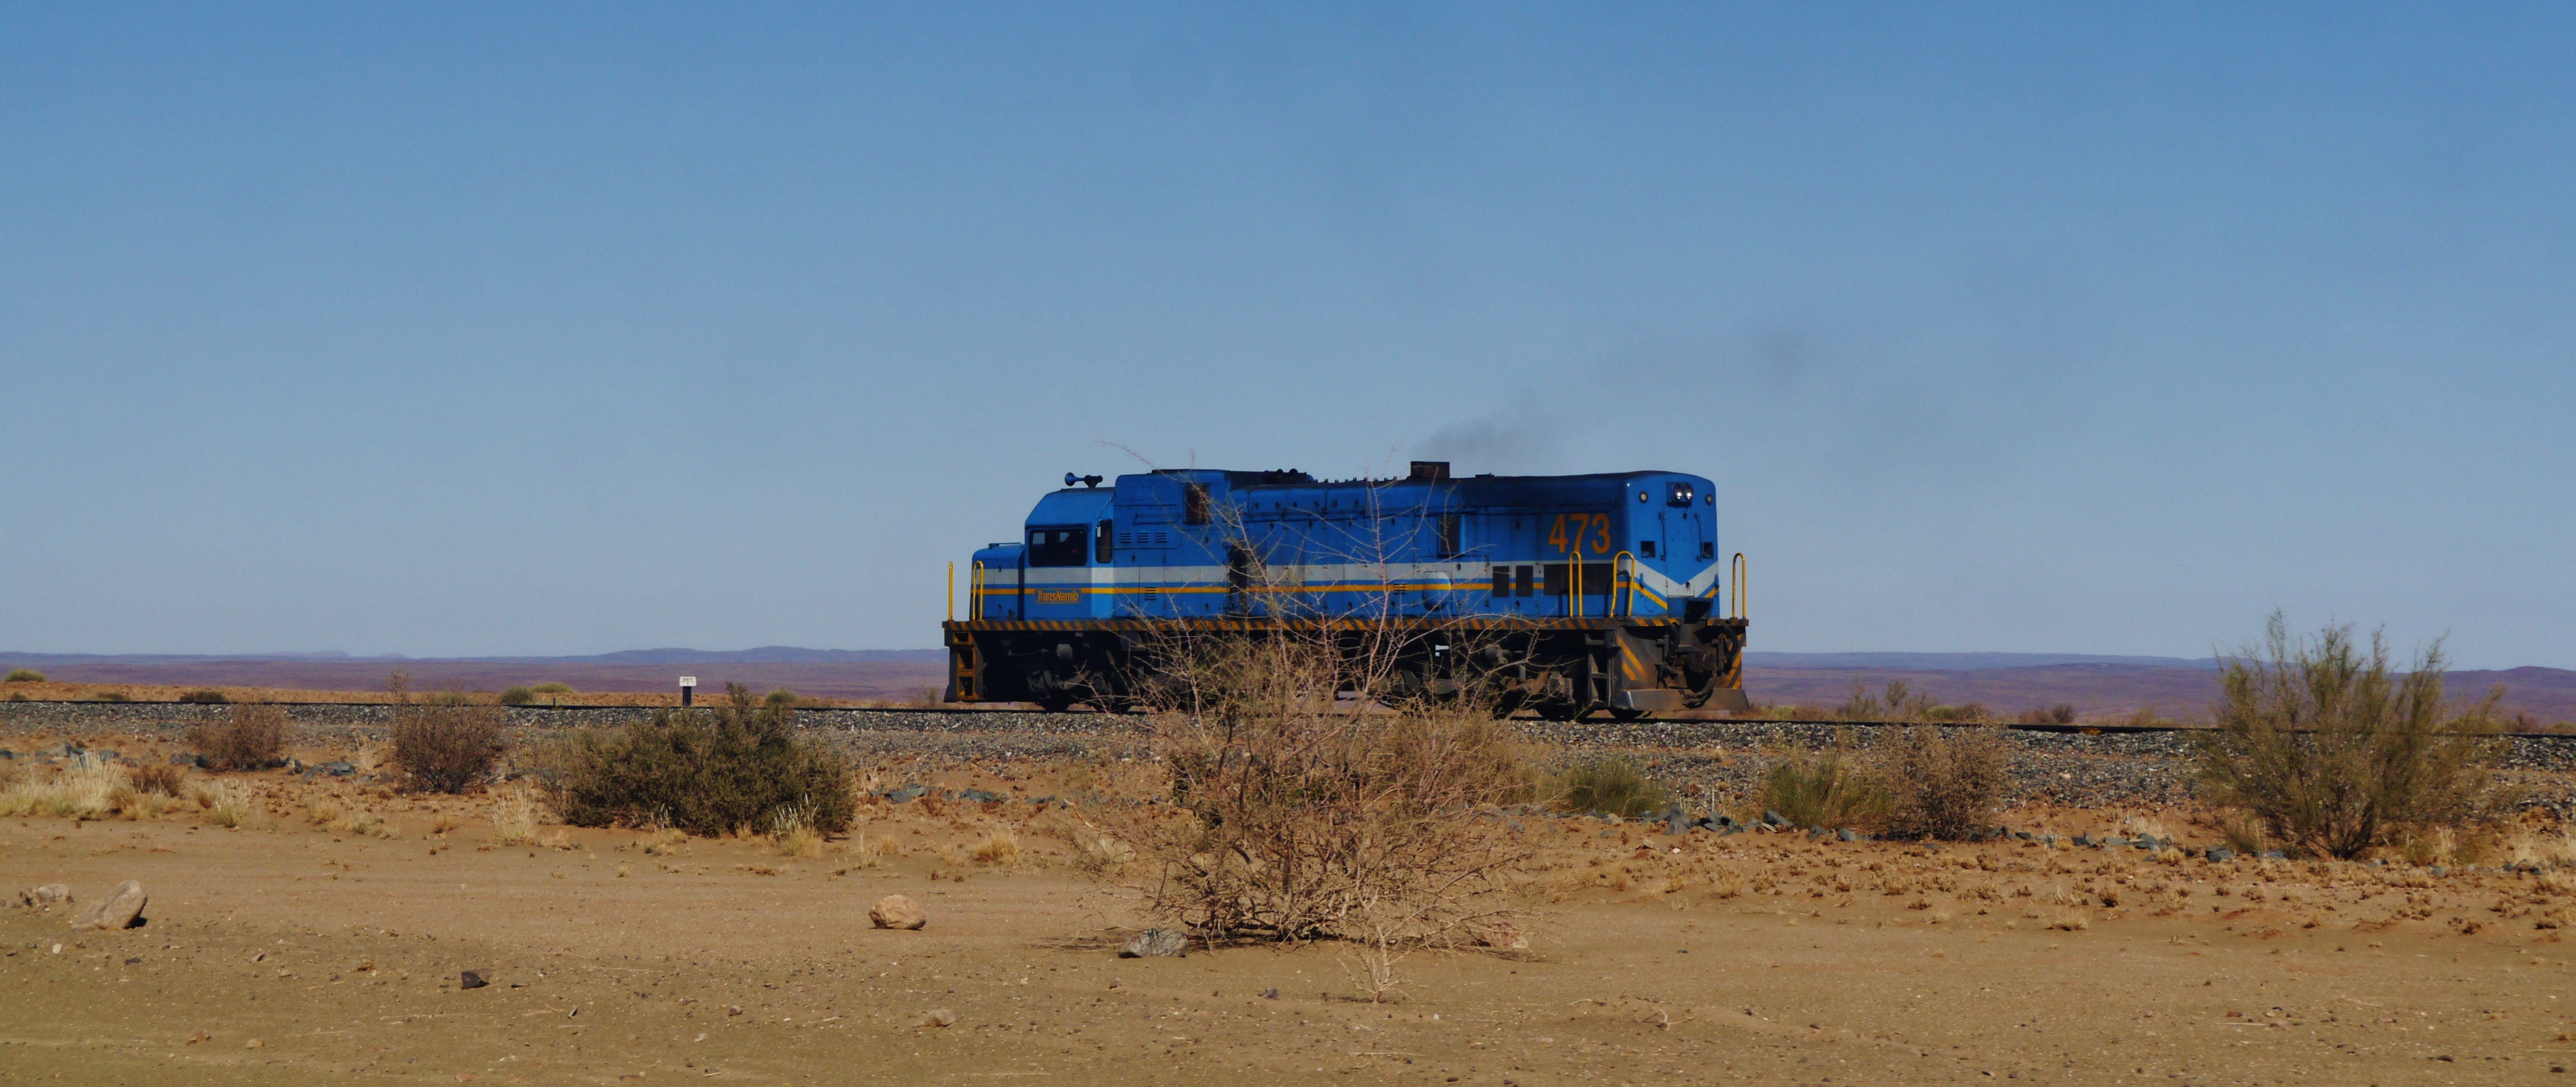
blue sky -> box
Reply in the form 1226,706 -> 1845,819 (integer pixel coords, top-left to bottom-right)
4,4 -> 2571,666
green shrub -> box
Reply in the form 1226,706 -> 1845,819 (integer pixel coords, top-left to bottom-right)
2193,615 -> 2510,859
176,689 -> 229,704
1879,726 -> 2010,839
545,683 -> 852,835
764,688 -> 800,710
1760,749 -> 1891,830
530,681 -> 575,695
3,669 -> 43,683
1557,755 -> 1671,818
188,705 -> 288,771
392,705 -> 507,793
497,687 -> 536,706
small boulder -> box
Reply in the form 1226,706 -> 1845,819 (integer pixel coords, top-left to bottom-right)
460,970 -> 490,990
1118,929 -> 1188,958
870,894 -> 927,930
20,883 -> 72,909
1761,809 -> 1787,827
1837,828 -> 1860,843
2204,847 -> 2235,863
69,880 -> 146,930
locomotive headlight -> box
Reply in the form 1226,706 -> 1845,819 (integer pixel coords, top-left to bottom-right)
1667,482 -> 1697,507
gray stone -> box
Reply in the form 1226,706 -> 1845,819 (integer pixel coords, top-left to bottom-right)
318,761 -> 356,777
1118,929 -> 1188,958
2204,847 -> 2235,863
1761,809 -> 1787,827
168,754 -> 196,766
460,970 -> 489,990
19,883 -> 70,909
2260,850 -> 2286,861
1665,813 -> 1688,836
2073,834 -> 2094,847
1837,828 -> 1860,843
69,880 -> 146,930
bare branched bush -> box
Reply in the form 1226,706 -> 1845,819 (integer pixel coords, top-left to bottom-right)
545,683 -> 854,835
130,761 -> 186,797
392,704 -> 507,793
2193,614 -> 2512,859
188,704 -> 288,771
1094,632 -> 1538,947
1759,748 -> 1890,830
1878,725 -> 2011,840
2017,703 -> 2078,725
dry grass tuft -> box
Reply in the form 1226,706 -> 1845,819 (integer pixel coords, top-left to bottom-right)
968,829 -> 1021,865
772,808 -> 824,858
0,758 -> 136,819
491,789 -> 539,845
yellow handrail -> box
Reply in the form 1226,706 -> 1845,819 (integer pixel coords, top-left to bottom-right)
1730,552 -> 1747,620
970,560 -> 987,620
1610,550 -> 1636,618
1570,553 -> 1583,618
947,561 -> 954,623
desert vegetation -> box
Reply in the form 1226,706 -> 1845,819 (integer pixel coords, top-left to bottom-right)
390,702 -> 505,793
4,668 -> 44,683
186,704 -> 289,771
2194,614 -> 2510,859
544,682 -> 854,836
1091,630 -> 1539,951
1555,755 -> 1671,818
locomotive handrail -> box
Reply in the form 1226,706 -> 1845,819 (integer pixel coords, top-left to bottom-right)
1730,552 -> 1747,620
947,561 -> 956,622
1570,551 -> 1583,618
970,560 -> 987,620
1611,550 -> 1637,618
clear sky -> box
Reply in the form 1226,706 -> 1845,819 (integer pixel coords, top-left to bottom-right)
5,4 -> 2571,666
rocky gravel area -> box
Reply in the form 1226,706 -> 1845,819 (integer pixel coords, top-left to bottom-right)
7,701 -> 2569,814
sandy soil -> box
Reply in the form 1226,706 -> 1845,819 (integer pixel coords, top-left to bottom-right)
6,738 -> 2575,1085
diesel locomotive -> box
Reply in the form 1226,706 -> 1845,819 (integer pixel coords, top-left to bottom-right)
941,461 -> 1747,719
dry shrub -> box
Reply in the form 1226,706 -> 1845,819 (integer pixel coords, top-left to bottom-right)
130,761 -> 186,796
3,668 -> 44,683
1556,756 -> 1670,818
430,812 -> 460,835
176,688 -> 229,704
1093,633 -> 1537,946
969,829 -> 1021,865
545,683 -> 854,835
391,704 -> 506,793
1878,725 -> 2011,840
201,782 -> 250,828
2195,614 -> 2511,859
2018,703 -> 2078,725
188,704 -> 288,771
1760,748 -> 1890,831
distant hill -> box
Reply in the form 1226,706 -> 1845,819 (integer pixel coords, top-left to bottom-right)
1745,652 -> 2217,671
5,647 -> 2568,723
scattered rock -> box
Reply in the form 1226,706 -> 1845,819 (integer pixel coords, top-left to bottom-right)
1761,810 -> 1787,827
917,1008 -> 957,1028
69,880 -> 146,930
1118,928 -> 1188,958
870,894 -> 927,930
726,1005 -> 744,1016
317,761 -> 356,777
2204,847 -> 2235,863
460,970 -> 490,990
1261,987 -> 1280,1000
1470,921 -> 1529,951
244,1037 -> 263,1050
20,883 -> 71,910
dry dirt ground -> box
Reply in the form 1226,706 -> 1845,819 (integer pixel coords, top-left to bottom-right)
6,735 -> 2576,1085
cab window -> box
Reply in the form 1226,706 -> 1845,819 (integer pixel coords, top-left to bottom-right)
1027,526 -> 1089,567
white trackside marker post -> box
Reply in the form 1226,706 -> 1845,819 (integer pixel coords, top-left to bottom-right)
679,676 -> 697,707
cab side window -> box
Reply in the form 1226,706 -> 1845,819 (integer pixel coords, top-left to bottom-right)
1027,527 -> 1089,567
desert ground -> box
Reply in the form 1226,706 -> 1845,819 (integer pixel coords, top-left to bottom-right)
6,725 -> 2575,1086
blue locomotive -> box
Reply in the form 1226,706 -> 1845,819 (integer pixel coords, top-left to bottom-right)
943,461 -> 1747,719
